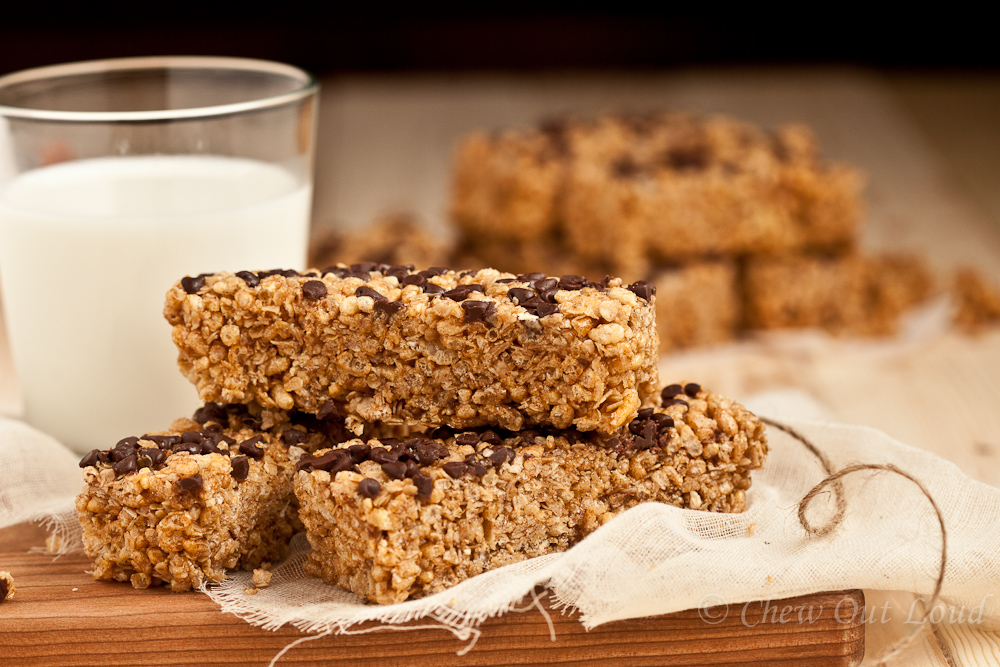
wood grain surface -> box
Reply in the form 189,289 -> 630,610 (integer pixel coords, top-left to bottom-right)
0,522 -> 864,667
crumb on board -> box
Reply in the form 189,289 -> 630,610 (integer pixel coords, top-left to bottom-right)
252,568 -> 273,588
243,587 -> 259,596
748,523 -> 757,536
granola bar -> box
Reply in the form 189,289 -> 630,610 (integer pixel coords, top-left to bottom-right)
742,252 -> 932,336
165,266 -> 659,433
451,113 -> 864,280
74,404 -> 331,592
0,571 -> 13,603
295,383 -> 766,604
653,261 -> 739,353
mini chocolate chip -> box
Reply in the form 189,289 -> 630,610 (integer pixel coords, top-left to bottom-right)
488,447 -> 513,468
369,447 -> 398,464
479,430 -> 501,447
662,398 -> 688,408
430,426 -> 455,440
416,442 -> 448,465
471,462 -> 488,478
323,266 -> 349,278
713,428 -> 725,442
172,441 -> 201,455
317,399 -> 337,420
302,280 -> 328,300
350,262 -> 378,273
112,453 -> 137,476
117,436 -> 140,449
537,288 -> 558,304
386,266 -> 409,281
401,274 -> 426,288
666,145 -> 709,171
426,266 -> 450,276
652,413 -> 674,430
202,422 -> 223,434
146,448 -> 167,467
462,300 -> 495,324
518,272 -> 547,282
358,477 -> 382,499
532,277 -> 558,292
454,432 -> 480,446
235,271 -> 260,287
424,283 -> 445,294
200,440 -> 222,455
661,384 -> 684,399
404,460 -> 420,478
355,285 -> 387,301
181,430 -> 203,445
628,419 -> 647,436
684,383 -> 702,398
611,156 -> 641,179
442,462 -> 468,479
628,280 -> 656,302
181,275 -> 206,294
638,407 -> 655,419
524,297 -> 558,318
111,442 -> 134,463
443,286 -> 472,301
280,269 -> 300,278
375,300 -> 405,316
381,461 -> 407,480
507,287 -> 535,305
79,449 -> 102,468
412,473 -> 433,500
177,474 -> 204,493
281,429 -> 307,446
348,443 -> 371,463
239,435 -> 265,460
307,450 -> 348,473
229,455 -> 249,481
495,278 -> 516,284
558,275 -> 586,290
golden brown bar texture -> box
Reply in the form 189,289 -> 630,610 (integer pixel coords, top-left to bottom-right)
452,112 -> 864,280
295,383 -> 767,604
165,265 -> 659,433
75,403 -> 346,592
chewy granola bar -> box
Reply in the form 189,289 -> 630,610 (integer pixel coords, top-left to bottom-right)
742,252 -> 932,336
165,265 -> 659,433
452,112 -> 864,280
653,261 -> 739,352
75,403 -> 341,592
294,383 -> 766,604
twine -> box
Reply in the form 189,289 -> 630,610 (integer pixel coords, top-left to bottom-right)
765,418 -> 948,667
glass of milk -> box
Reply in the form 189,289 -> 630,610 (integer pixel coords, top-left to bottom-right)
0,57 -> 317,453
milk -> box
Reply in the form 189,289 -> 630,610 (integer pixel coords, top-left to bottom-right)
0,155 -> 310,452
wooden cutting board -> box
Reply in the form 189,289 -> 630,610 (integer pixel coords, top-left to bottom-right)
0,522 -> 864,667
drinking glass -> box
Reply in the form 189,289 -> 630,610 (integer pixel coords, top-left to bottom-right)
0,56 -> 318,453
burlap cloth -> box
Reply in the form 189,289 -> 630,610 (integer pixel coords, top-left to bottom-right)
2,390 -> 998,644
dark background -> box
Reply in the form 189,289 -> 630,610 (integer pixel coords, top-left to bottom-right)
1,6 -> 996,76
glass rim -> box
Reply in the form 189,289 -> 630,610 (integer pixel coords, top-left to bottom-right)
0,56 -> 318,123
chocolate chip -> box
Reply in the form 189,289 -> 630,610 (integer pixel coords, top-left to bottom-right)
518,272 -> 547,282
236,271 -> 260,287
443,286 -> 473,301
662,398 -> 688,408
355,285 -> 386,301
495,278 -> 516,284
181,275 -> 206,294
200,439 -> 222,455
385,266 -> 409,281
230,456 -> 249,481
416,441 -> 448,465
239,435 -> 265,460
713,428 -> 725,442
368,447 -> 398,464
309,450 -> 354,475
357,477 -> 382,499
462,300 -> 495,325
661,384 -> 683,399
479,430 -> 501,447
180,430 -> 203,445
348,443 -> 371,463
374,300 -> 405,316
381,461 -> 407,480
611,156 -> 641,179
111,442 -> 135,463
665,145 -> 709,171
652,413 -> 674,430
442,462 -> 468,479
146,448 -> 167,467
684,383 -> 702,398
532,277 -> 558,293
177,474 -> 203,494
638,407 -> 654,419
281,428 -> 307,446
424,283 -> 445,295
507,287 -> 535,305
401,274 -> 427,288
172,441 -> 201,455
280,269 -> 300,278
628,419 -> 647,436
454,432 -> 480,446
558,275 -> 586,290
426,266 -> 450,276
79,449 -> 102,468
488,447 -> 513,468
350,262 -> 378,274
404,460 -> 420,478
412,473 -> 433,500
323,266 -> 349,279
523,297 -> 558,318
628,281 -> 656,302
193,403 -> 228,425
302,280 -> 328,301
471,462 -> 488,478
316,399 -> 337,421
117,436 -> 139,449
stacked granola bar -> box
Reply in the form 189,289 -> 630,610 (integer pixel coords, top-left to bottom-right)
449,111 -> 932,351
77,264 -> 768,601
